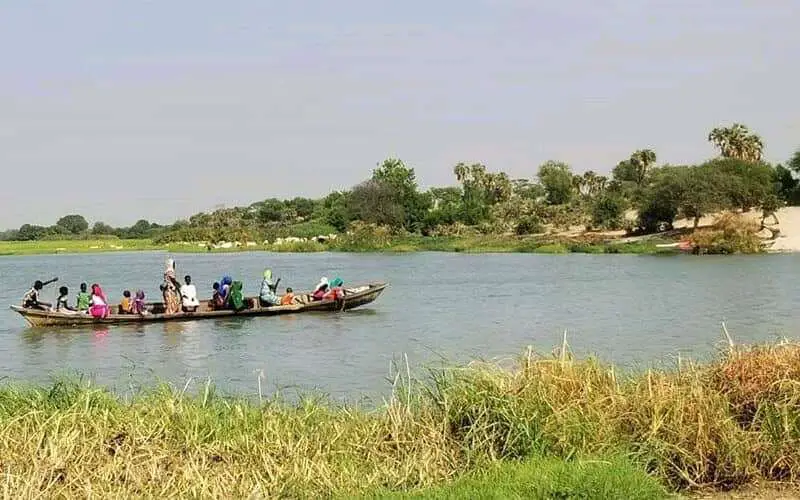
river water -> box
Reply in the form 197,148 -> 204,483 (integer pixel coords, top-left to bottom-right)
0,251 -> 797,401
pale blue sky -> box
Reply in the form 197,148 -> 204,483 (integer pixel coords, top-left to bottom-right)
1,1 -> 798,228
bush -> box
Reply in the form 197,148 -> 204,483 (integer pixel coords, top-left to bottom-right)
591,194 -> 626,230
331,221 -> 394,251
688,213 -> 762,254
515,216 -> 544,235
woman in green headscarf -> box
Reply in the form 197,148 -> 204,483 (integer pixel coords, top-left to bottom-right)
259,269 -> 280,307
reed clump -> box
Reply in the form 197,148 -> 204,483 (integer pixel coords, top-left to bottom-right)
2,339 -> 800,497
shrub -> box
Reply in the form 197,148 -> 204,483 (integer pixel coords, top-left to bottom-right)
688,212 -> 762,254
331,222 -> 394,251
591,194 -> 627,230
515,216 -> 545,235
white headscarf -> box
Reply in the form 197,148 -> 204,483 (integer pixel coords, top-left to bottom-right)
165,258 -> 176,279
315,277 -> 329,292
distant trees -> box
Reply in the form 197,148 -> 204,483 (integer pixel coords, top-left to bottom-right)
56,214 -> 89,234
453,162 -> 512,225
537,161 -> 574,205
613,149 -> 657,187
4,124 -> 797,243
708,123 -> 764,162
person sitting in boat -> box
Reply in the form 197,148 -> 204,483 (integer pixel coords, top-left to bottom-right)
89,284 -> 110,319
259,269 -> 280,307
312,277 -> 329,301
209,282 -> 224,310
219,276 -> 233,303
21,281 -> 51,310
119,290 -> 133,314
280,287 -> 295,306
76,282 -> 91,311
228,280 -> 246,311
324,277 -> 345,301
132,290 -> 149,315
55,286 -> 77,313
180,275 -> 199,312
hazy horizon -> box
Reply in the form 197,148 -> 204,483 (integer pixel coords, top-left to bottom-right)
2,1 -> 799,230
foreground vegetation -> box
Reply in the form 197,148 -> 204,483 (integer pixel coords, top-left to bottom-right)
4,338 -> 800,497
3,123 -> 800,256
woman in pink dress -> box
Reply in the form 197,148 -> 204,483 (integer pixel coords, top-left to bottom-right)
88,284 -> 110,319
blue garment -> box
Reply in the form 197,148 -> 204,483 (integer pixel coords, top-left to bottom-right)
220,276 -> 232,298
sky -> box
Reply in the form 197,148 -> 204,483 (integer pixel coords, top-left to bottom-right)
1,0 -> 798,229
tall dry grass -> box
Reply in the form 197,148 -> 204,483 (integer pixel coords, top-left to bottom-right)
2,336 -> 800,497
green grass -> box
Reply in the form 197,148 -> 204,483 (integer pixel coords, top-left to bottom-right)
2,340 -> 800,497
0,235 -> 678,256
0,239 -> 159,256
377,456 -> 670,500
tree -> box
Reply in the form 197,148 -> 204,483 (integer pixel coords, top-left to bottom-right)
774,164 -> 800,204
16,224 -> 49,240
677,165 -> 728,229
708,158 -> 775,211
322,191 -> 352,232
256,198 -> 289,224
127,219 -> 154,239
636,167 -> 684,233
56,214 -> 88,234
372,157 -> 430,230
511,179 -> 545,200
285,197 -> 318,220
708,123 -> 764,162
613,149 -> 657,187
91,222 -> 115,235
537,161 -> 574,205
453,163 -> 512,224
575,171 -> 608,198
591,193 -> 626,230
349,180 -> 405,228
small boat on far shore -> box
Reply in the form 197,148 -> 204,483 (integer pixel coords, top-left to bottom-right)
10,282 -> 388,328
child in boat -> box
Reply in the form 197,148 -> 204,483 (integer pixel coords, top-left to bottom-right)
55,286 -> 77,313
280,287 -> 295,306
119,290 -> 133,314
132,290 -> 149,315
210,282 -> 224,310
76,283 -> 91,311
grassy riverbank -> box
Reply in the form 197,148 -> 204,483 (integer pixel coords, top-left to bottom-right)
3,340 -> 800,498
0,235 -> 678,256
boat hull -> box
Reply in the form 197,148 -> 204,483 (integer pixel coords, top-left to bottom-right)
10,283 -> 387,327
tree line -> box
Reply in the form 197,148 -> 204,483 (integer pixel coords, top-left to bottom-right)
0,216 -> 165,241
4,123 -> 800,243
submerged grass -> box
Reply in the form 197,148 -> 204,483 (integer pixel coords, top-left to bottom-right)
2,339 -> 800,497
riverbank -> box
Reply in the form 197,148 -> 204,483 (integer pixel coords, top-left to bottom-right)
3,339 -> 800,498
0,234 -> 679,257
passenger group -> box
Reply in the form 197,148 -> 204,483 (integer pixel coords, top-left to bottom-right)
21,258 -> 347,317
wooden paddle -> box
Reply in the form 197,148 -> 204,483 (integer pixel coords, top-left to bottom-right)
40,277 -> 59,287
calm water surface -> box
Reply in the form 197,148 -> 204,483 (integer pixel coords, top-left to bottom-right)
0,251 -> 797,401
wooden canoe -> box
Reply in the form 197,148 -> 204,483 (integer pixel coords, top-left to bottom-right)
10,282 -> 388,328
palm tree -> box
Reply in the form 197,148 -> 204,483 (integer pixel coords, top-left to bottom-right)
707,123 -> 764,162
630,149 -> 657,186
